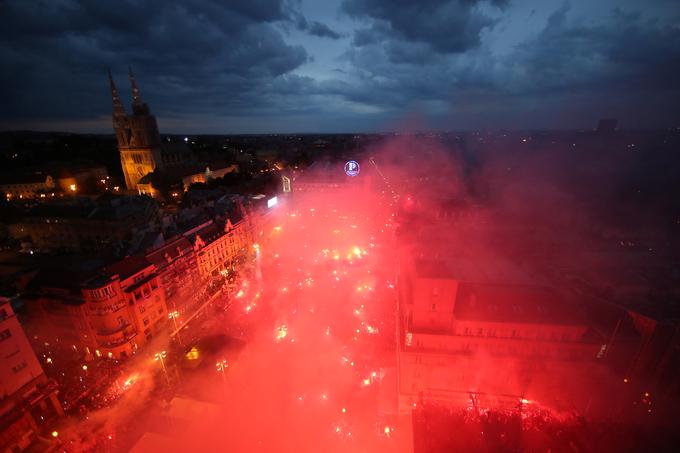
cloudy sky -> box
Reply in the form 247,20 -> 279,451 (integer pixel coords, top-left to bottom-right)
1,0 -> 679,133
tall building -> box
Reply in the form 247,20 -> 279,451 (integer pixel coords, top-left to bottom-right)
81,256 -> 168,357
397,260 -> 606,413
109,69 -> 163,191
0,298 -> 63,452
33,256 -> 168,360
183,207 -> 256,280
145,236 -> 200,314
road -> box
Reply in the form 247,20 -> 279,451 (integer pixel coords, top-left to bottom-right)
59,185 -> 411,452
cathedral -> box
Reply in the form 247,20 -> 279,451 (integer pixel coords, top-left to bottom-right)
108,69 -> 192,192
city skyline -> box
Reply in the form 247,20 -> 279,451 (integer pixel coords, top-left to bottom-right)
1,0 -> 679,134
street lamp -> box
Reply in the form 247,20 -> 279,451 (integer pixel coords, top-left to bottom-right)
168,311 -> 183,345
216,359 -> 228,383
154,351 -> 171,386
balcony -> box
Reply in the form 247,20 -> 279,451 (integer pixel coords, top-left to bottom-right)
88,302 -> 127,316
96,326 -> 136,348
95,324 -> 137,348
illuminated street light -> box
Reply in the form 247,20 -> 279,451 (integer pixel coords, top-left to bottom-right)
69,184 -> 77,192
168,310 -> 183,345
155,351 -> 171,386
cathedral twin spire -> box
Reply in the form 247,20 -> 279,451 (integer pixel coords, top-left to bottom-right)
108,67 -> 146,117
128,66 -> 142,108
108,68 -> 125,118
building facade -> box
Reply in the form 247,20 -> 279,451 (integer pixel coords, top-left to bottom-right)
184,208 -> 256,280
109,69 -> 164,191
145,236 -> 200,315
9,195 -> 160,253
0,298 -> 63,452
109,69 -> 193,193
0,174 -> 55,200
397,260 -> 604,412
80,256 -> 168,359
34,257 -> 168,360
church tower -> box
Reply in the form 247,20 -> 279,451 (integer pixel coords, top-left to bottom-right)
109,68 -> 163,190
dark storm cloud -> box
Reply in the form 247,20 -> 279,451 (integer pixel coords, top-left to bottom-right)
0,0 -> 310,125
334,0 -> 680,128
293,14 -> 343,40
515,6 -> 680,94
343,0 -> 509,54
306,21 -> 343,40
1,0 -> 679,132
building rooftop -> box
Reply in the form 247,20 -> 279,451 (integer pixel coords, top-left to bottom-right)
413,259 -> 455,279
454,283 -> 586,325
145,236 -> 193,267
183,220 -> 223,246
102,255 -> 151,281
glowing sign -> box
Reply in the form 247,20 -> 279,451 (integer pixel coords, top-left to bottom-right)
267,196 -> 278,208
344,160 -> 360,177
282,175 -> 291,193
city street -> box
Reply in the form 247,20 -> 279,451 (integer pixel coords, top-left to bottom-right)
57,184 -> 412,452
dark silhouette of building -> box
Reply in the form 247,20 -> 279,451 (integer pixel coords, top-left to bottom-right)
597,118 -> 618,133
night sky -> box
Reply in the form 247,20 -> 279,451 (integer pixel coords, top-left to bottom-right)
1,0 -> 679,133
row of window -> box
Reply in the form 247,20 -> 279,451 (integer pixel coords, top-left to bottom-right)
86,285 -> 116,300
89,303 -> 125,316
132,283 -> 159,301
458,327 -> 572,342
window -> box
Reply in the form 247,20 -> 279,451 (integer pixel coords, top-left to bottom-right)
12,361 -> 27,373
143,319 -> 150,326
431,303 -> 436,311
139,305 -> 146,314
0,329 -> 11,341
158,308 -> 163,315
